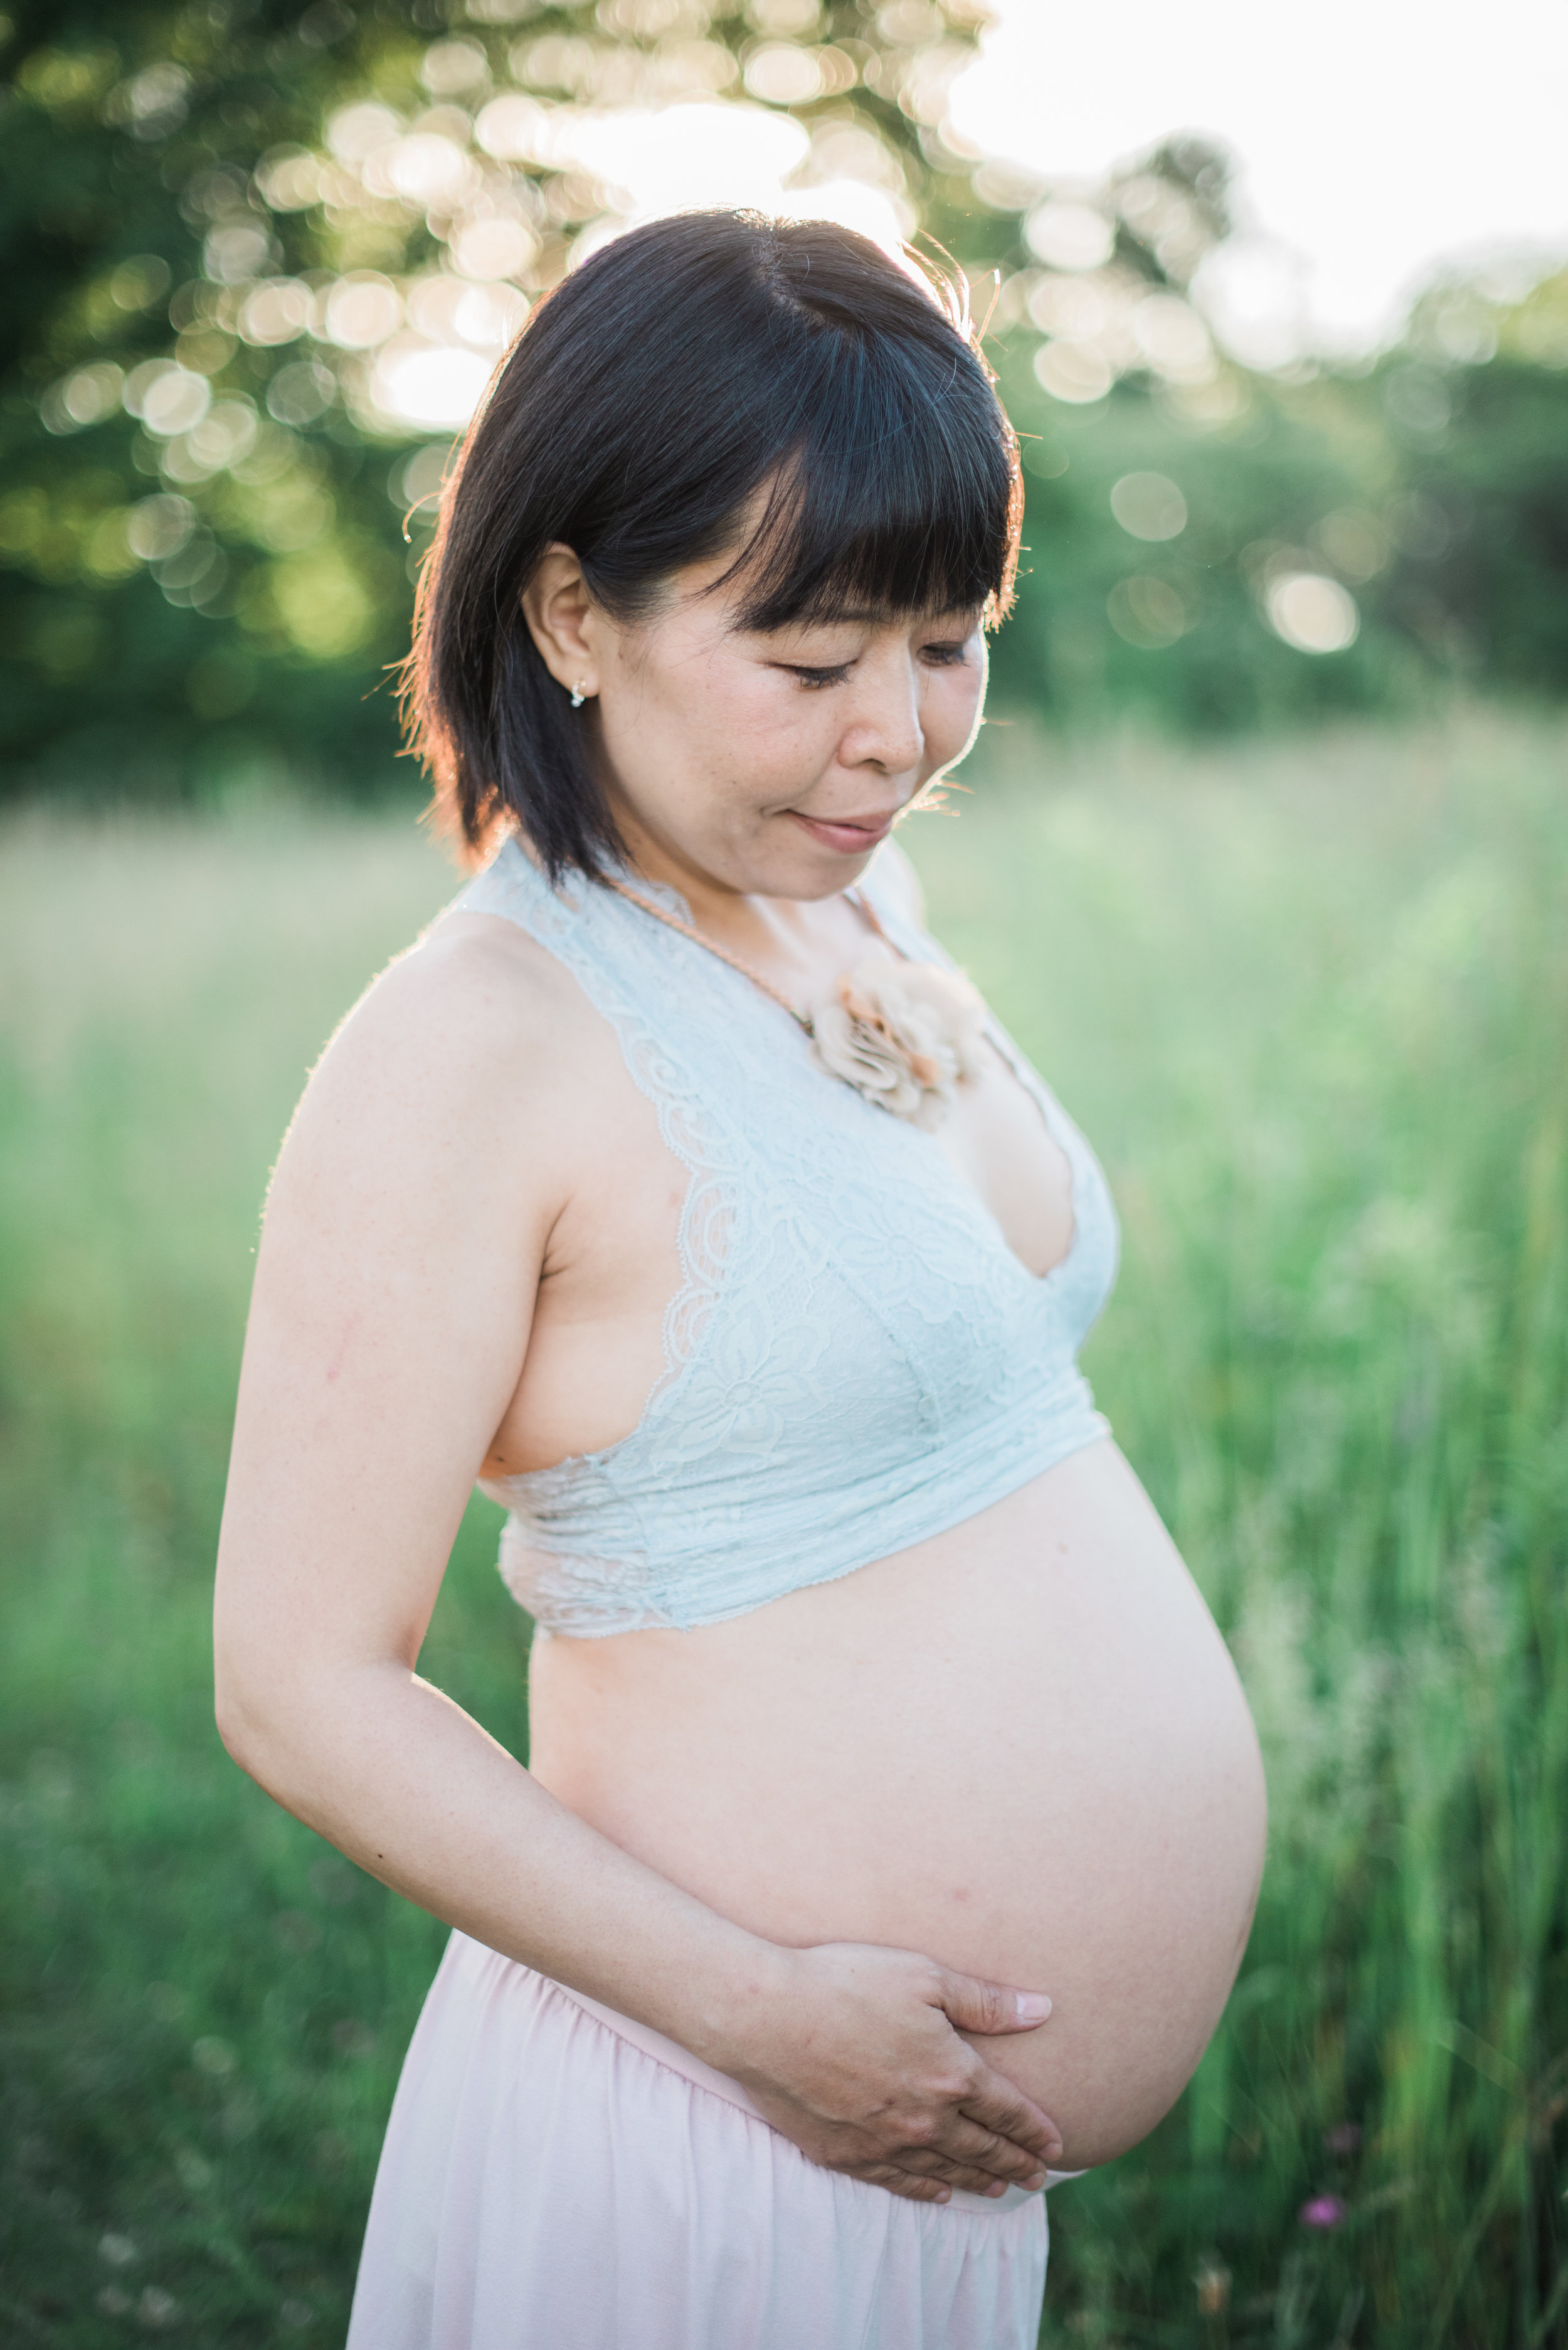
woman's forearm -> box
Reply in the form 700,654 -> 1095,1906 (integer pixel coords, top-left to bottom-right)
215,1657 -> 787,2070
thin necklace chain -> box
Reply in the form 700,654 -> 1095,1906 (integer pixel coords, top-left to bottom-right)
605,876 -> 890,1037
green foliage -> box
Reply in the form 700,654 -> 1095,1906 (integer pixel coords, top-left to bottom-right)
13,1 -> 1568,801
0,0 -> 421,795
987,324 -> 1568,735
3,709 -> 1567,2342
1384,357 -> 1568,691
0,0 -> 1010,800
989,366 -> 1407,734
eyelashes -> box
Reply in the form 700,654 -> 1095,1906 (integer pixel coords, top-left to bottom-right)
784,645 -> 973,691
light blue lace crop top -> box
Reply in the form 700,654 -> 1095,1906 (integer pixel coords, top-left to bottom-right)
458,836 -> 1118,1638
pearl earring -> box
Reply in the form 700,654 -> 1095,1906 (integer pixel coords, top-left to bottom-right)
569,681 -> 588,708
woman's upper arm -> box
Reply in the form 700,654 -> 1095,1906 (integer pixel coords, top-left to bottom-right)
215,926 -> 565,1714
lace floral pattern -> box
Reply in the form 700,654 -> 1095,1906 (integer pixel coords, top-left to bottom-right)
458,838 -> 1119,1637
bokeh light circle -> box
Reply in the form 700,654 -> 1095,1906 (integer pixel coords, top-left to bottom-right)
1266,572 -> 1360,653
1034,341 -> 1113,403
1110,472 -> 1188,541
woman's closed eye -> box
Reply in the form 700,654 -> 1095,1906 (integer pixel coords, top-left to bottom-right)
781,641 -> 975,691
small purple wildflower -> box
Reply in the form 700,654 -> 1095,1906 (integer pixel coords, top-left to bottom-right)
1323,2123 -> 1362,2156
1299,2194 -> 1347,2229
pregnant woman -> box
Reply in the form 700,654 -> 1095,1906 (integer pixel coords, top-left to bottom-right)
215,210 -> 1266,2349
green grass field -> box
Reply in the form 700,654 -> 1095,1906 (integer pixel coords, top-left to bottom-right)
2,707 -> 1565,2347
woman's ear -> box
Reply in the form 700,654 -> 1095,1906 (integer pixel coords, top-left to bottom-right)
520,545 -> 600,697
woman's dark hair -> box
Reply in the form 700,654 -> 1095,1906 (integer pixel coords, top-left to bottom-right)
404,208 -> 1022,879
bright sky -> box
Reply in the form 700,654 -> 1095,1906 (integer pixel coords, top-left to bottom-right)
948,0 -> 1568,359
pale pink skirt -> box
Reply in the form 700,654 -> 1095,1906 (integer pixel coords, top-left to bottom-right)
347,1929 -> 1054,2349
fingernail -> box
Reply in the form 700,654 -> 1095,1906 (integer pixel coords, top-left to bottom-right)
1015,1993 -> 1052,2021
1025,2172 -> 1047,2191
986,2181 -> 1006,2197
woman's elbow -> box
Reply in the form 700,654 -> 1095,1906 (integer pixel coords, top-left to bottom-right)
213,1664 -> 275,1783
212,1634 -> 312,1789
211,1589 -> 312,1784
212,1638 -> 403,1801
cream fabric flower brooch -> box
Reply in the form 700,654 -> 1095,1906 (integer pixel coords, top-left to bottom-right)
810,947 -> 987,1131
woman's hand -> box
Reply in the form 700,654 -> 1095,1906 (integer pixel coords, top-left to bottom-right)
715,1942 -> 1063,2204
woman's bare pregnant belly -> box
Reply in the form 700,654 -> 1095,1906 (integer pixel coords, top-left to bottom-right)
526,1439 -> 1267,2169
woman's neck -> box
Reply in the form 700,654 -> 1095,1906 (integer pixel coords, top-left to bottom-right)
608,816 -> 878,1004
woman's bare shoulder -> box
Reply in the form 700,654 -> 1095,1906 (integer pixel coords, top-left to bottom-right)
266,903 -> 603,1233
317,905 -> 591,1099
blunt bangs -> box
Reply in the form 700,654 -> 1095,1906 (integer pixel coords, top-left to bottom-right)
722,366 -> 1017,637
406,209 -> 1022,880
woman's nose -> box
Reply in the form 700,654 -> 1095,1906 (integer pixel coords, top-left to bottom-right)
839,657 -> 924,774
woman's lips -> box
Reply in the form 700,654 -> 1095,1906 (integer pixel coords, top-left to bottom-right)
787,810 -> 896,854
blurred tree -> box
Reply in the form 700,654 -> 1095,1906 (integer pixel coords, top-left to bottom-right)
0,0 -> 1262,798
1374,265 -> 1568,694
973,138 -> 1424,735
988,252 -> 1568,735
3,1 -> 1565,798
0,0 -> 1018,800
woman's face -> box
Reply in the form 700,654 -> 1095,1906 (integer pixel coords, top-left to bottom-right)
523,533 -> 988,902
